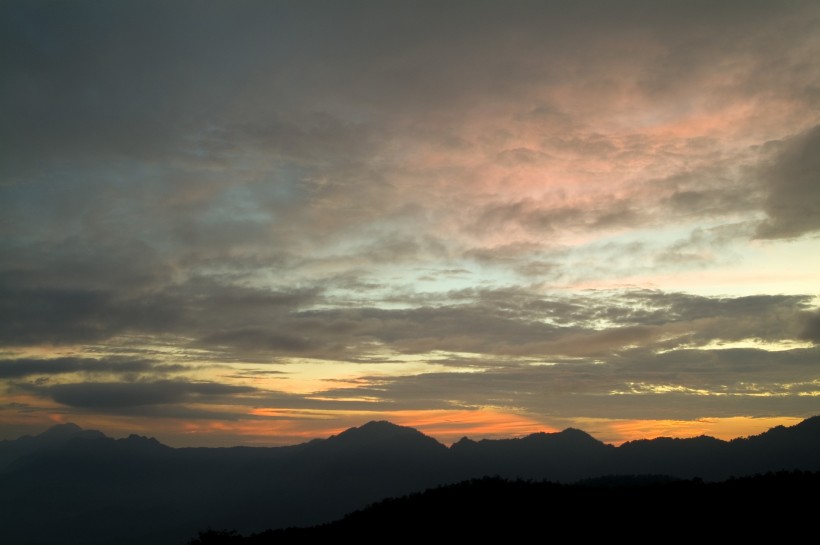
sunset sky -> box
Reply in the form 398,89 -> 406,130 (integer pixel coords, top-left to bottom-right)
1,1 -> 818,447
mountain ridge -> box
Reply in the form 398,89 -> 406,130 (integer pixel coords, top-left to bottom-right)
12,415 -> 820,451
1,416 -> 818,545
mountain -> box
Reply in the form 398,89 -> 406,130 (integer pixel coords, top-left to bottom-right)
451,427 -> 614,481
0,422 -> 105,470
1,417 -> 819,545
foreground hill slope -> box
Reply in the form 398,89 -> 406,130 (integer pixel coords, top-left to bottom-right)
191,472 -> 820,543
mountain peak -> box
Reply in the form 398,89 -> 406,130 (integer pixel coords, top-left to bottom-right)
521,427 -> 603,446
358,420 -> 412,433
36,422 -> 106,443
560,427 -> 594,437
333,420 -> 423,440
325,421 -> 446,451
40,422 -> 82,437
451,436 -> 477,449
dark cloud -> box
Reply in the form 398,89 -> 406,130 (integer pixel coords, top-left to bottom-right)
0,285 -> 120,344
0,0 -> 285,169
799,311 -> 820,344
186,290 -> 816,359
312,344 -> 820,419
0,357 -> 184,379
608,291 -> 812,326
755,125 -> 820,239
662,175 -> 761,220
17,376 -> 430,416
1,240 -> 813,363
0,273 -> 320,346
3,1 -> 813,166
305,305 -> 563,356
25,380 -> 256,409
201,329 -> 315,354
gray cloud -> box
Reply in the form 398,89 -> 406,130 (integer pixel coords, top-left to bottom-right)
470,200 -> 644,237
800,311 -> 820,343
0,272 -> 320,346
1,1 -> 816,292
201,329 -> 315,354
198,290 -> 816,359
25,380 -> 256,409
0,357 -> 185,379
3,2 -> 815,174
16,376 -> 435,416
657,163 -> 764,221
313,344 -> 820,419
755,125 -> 820,239
1,241 -> 814,364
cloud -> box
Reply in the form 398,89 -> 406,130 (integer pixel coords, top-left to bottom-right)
799,311 -> 820,344
470,199 -> 643,237
1,240 -> 814,363
312,344 -> 820,419
654,223 -> 752,267
200,329 -> 315,354
755,125 -> 820,239
1,1 -> 816,299
198,290 -> 816,359
0,273 -> 320,346
656,162 -> 764,221
25,380 -> 256,409
0,357 -> 184,379
1,1 -> 819,439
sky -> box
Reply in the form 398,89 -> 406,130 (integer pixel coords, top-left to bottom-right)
1,0 -> 819,447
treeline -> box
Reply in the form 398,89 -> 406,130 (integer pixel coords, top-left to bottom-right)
190,471 -> 820,543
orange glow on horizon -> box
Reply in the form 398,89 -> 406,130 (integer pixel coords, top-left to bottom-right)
0,399 -> 810,449
245,407 -> 550,445
164,413 -> 808,448
576,416 -> 806,446
388,409 -> 552,443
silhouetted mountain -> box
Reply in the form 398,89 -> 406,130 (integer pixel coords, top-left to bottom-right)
614,415 -> 820,479
451,427 -> 614,481
0,422 -> 105,470
324,420 -> 445,448
1,417 -> 819,545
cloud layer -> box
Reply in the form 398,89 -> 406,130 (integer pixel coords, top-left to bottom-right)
1,1 -> 818,444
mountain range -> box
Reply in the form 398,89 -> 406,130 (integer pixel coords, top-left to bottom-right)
1,417 -> 819,545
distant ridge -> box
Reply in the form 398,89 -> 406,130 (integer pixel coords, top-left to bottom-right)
1,416 -> 819,545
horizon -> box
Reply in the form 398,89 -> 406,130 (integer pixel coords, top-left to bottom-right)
6,414 -> 813,449
1,2 -> 819,449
